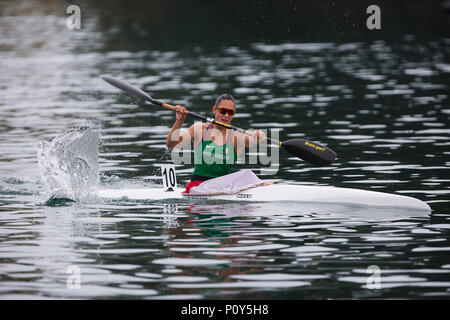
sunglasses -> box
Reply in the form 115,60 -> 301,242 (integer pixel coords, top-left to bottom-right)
217,107 -> 236,116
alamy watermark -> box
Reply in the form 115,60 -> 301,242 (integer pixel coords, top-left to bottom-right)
169,127 -> 280,175
366,5 -> 381,30
66,265 -> 81,290
366,265 -> 381,289
66,5 -> 81,30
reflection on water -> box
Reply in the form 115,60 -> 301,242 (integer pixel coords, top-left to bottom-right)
1,201 -> 448,299
0,0 -> 449,299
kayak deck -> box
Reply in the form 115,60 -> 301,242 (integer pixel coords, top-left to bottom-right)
98,184 -> 431,211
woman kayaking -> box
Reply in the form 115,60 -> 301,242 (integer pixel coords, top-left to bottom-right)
101,75 -> 336,195
166,94 -> 267,194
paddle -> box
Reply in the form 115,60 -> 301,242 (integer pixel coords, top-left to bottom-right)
101,75 -> 336,166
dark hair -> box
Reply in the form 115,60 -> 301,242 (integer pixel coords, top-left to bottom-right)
215,94 -> 236,108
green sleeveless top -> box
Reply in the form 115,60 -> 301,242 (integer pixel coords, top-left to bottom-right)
192,123 -> 237,178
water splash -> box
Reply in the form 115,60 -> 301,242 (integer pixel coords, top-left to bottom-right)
37,128 -> 101,203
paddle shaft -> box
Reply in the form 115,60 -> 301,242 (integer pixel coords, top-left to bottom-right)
101,75 -> 336,165
147,97 -> 281,145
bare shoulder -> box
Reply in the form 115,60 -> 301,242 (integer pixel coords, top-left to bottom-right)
196,122 -> 209,132
233,130 -> 246,137
233,130 -> 247,140
189,121 -> 209,139
187,121 -> 206,130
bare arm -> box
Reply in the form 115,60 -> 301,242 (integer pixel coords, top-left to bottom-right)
244,129 -> 266,147
234,129 -> 266,156
166,106 -> 191,149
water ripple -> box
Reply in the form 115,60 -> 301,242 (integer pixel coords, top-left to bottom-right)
0,2 -> 449,299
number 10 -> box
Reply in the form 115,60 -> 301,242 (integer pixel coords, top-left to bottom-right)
161,165 -> 177,191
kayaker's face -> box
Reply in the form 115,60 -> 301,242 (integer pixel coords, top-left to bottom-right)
213,99 -> 235,124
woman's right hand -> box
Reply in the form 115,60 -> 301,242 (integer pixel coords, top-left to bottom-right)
175,105 -> 187,123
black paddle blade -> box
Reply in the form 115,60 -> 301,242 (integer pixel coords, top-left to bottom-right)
102,76 -> 152,102
281,139 -> 336,166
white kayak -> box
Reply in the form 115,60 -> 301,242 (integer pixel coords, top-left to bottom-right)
98,183 -> 431,211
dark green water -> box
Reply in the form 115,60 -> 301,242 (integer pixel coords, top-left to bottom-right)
0,0 -> 449,299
